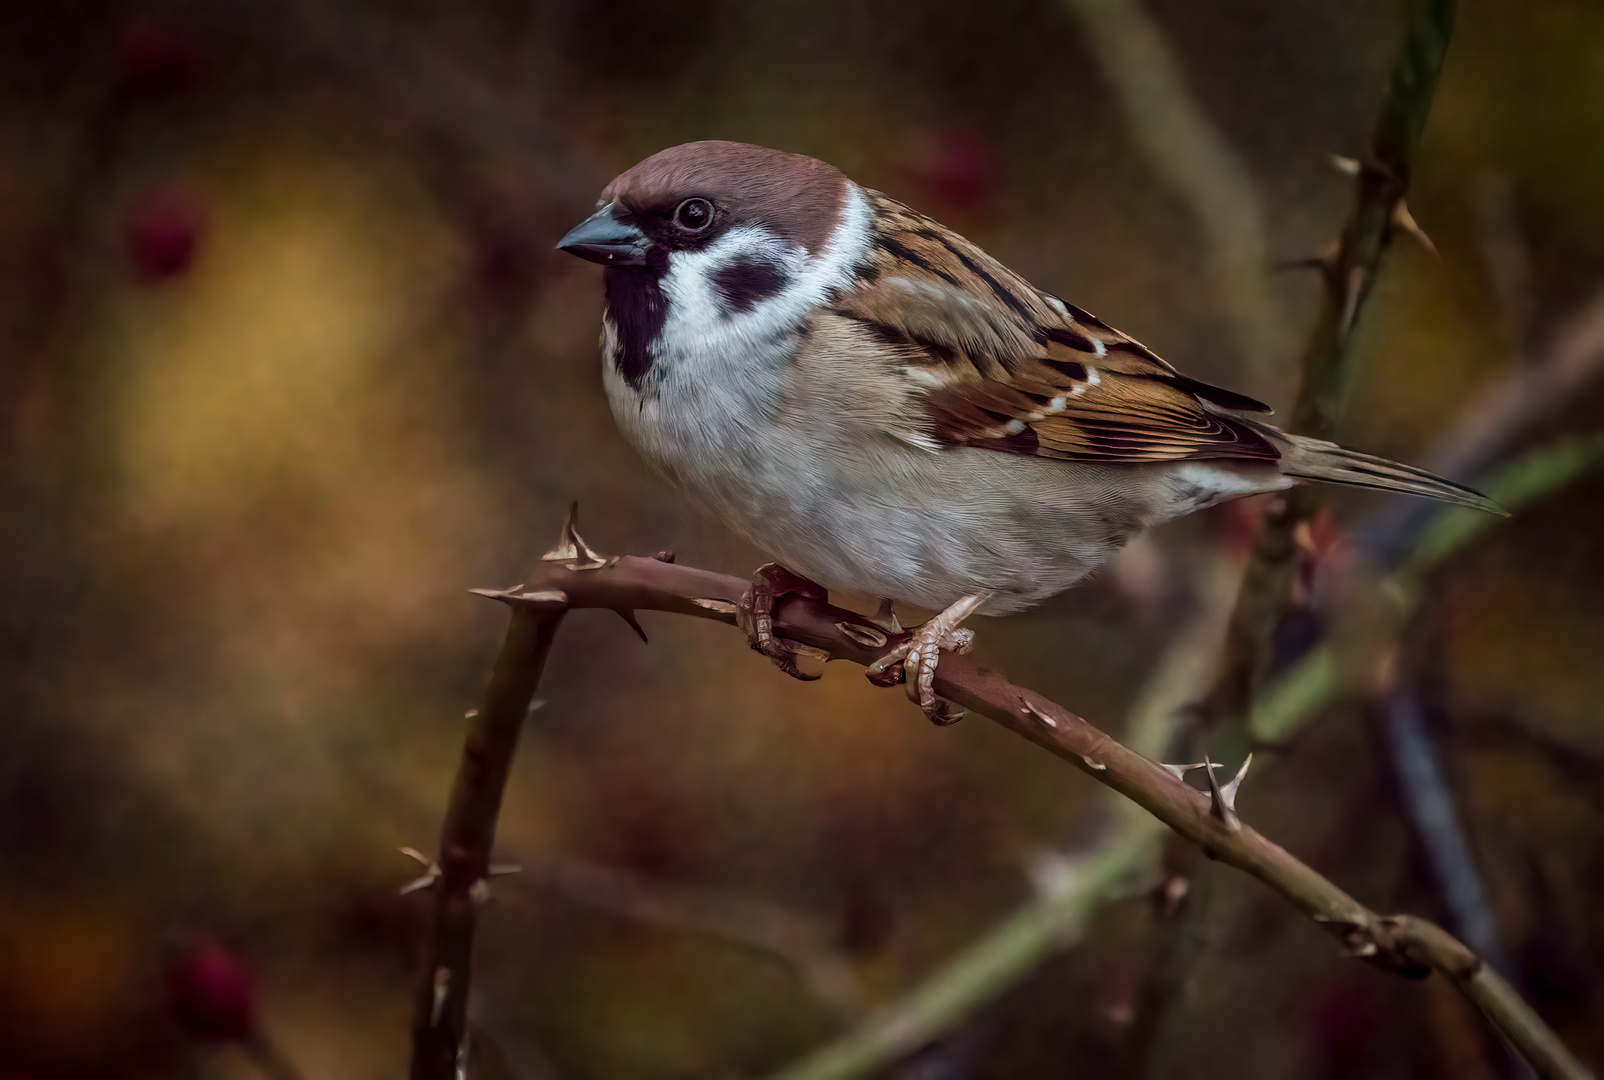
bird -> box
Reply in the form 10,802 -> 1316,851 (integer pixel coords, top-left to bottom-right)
556,140 -> 1501,723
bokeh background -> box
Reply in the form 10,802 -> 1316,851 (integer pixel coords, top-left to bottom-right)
1,0 -> 1601,1076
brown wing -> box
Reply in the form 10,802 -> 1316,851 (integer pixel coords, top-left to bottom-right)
834,189 -> 1279,464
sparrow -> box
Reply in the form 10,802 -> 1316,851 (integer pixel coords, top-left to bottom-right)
557,140 -> 1501,723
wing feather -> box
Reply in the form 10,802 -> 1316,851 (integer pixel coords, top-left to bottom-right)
831,189 -> 1278,465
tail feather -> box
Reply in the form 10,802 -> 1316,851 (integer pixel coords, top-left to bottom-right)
1278,434 -> 1508,517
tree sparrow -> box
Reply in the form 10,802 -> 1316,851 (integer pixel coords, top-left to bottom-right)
558,141 -> 1500,723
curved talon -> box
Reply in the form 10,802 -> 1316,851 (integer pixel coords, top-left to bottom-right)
738,564 -> 831,681
867,595 -> 986,725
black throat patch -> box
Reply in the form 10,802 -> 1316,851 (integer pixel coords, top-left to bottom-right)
603,255 -> 669,390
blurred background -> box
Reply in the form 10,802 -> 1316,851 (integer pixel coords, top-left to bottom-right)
1,0 -> 1601,1076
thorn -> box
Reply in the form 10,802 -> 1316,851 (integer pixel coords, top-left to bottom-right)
871,598 -> 902,634
1160,762 -> 1208,781
690,597 -> 739,616
517,588 -> 569,605
1081,756 -> 1107,771
526,699 -> 546,717
1020,698 -> 1058,730
615,608 -> 649,644
837,621 -> 887,649
1156,874 -> 1190,917
398,847 -> 442,896
1220,752 -> 1252,812
469,586 -> 517,603
1391,199 -> 1438,256
651,550 -> 676,563
1326,152 -> 1361,177
1274,242 -> 1339,276
1202,754 -> 1243,831
464,708 -> 478,719
541,502 -> 608,570
487,862 -> 522,877
430,967 -> 450,1025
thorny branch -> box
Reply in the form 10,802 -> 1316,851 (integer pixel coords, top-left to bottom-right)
1200,0 -> 1458,730
408,602 -> 564,1079
408,506 -> 1590,1080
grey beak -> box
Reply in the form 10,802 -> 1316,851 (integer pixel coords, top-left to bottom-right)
557,204 -> 648,266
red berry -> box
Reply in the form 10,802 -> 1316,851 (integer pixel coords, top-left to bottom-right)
124,187 -> 204,281
165,941 -> 257,1042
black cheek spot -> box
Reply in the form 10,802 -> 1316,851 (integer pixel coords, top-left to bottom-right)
711,258 -> 791,314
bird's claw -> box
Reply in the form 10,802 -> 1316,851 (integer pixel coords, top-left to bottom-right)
738,563 -> 831,681
865,596 -> 984,725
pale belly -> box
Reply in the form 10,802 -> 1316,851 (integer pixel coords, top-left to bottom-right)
608,372 -> 1178,615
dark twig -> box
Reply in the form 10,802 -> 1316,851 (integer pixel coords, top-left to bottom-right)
408,600 -> 566,1079
476,514 -> 1588,1080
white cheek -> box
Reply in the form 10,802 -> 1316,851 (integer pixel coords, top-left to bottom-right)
653,185 -> 874,384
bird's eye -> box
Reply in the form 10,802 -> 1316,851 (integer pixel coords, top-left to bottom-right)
673,198 -> 713,232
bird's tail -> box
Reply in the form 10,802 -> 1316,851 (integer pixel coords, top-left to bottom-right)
1275,432 -> 1507,516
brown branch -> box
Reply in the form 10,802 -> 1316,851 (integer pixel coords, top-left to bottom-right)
478,520 -> 1589,1080
408,604 -> 566,1080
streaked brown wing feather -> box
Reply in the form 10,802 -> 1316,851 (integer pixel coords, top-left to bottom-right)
835,189 -> 1278,465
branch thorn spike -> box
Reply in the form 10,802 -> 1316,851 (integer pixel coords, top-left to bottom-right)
1391,199 -> 1438,256
541,502 -> 608,569
468,586 -> 518,603
1326,152 -> 1362,177
1202,753 -> 1245,831
1220,752 -> 1252,813
615,608 -> 650,644
1160,761 -> 1208,781
398,847 -> 442,895
872,598 -> 902,634
430,967 -> 450,1026
1020,698 -> 1058,730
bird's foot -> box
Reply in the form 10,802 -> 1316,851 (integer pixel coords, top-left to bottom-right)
864,594 -> 985,725
737,563 -> 831,681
